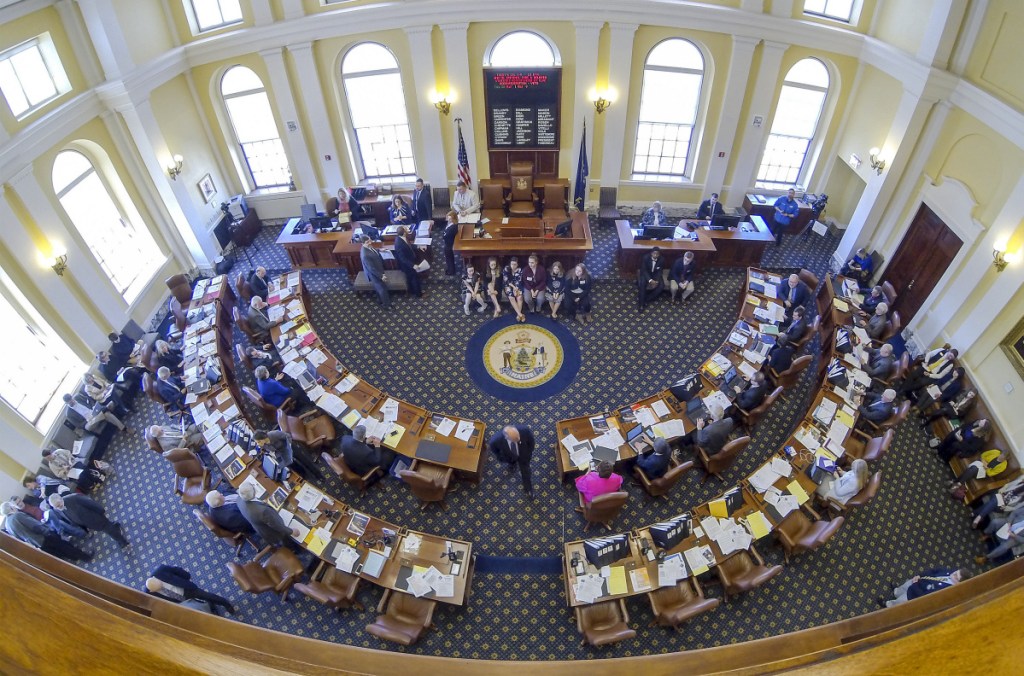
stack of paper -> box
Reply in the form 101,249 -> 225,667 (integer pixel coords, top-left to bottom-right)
454,420 -> 475,441
657,553 -> 688,586
317,392 -> 347,418
652,419 -> 687,440
380,398 -> 400,422
764,487 -> 800,518
333,544 -> 360,573
634,407 -> 658,427
650,399 -> 672,418
710,518 -> 754,556
629,567 -> 652,592
749,463 -> 784,493
295,484 -> 324,512
401,533 -> 422,554
683,545 -> 715,576
593,428 -> 626,450
573,574 -> 605,604
744,511 -> 773,539
435,417 -> 457,436
336,374 -> 360,393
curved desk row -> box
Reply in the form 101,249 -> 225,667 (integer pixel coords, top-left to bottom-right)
180,273 -> 476,606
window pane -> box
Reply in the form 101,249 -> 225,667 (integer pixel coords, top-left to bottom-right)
225,93 -> 281,142
344,73 -> 408,126
342,43 -> 397,74
769,86 -> 826,137
240,139 -> 291,188
0,59 -> 29,115
785,58 -> 829,88
221,66 -> 264,95
489,32 -> 556,67
11,47 -> 56,107
220,0 -> 243,23
51,150 -> 92,192
646,39 -> 703,70
193,1 -> 224,30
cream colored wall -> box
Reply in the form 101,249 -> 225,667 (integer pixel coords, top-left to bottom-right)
0,6 -> 88,135
962,0 -> 1024,110
831,64 -> 902,185
871,0 -> 934,55
821,158 -> 865,226
111,0 -> 175,65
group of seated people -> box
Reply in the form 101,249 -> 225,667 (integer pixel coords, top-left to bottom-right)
636,249 -> 699,310
465,255 -> 594,323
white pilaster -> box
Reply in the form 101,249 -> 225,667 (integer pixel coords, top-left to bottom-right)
598,22 -> 638,191
769,0 -> 795,18
740,0 -> 765,11
287,42 -> 344,193
705,36 -> 759,201
570,21 -> 602,202
403,26 -> 447,189
440,23 -> 478,181
0,184 -> 105,350
251,0 -> 274,26
55,0 -> 104,86
74,0 -> 134,79
916,0 -> 970,68
728,40 -> 788,196
116,97 -> 219,269
280,0 -> 304,20
7,167 -> 127,334
259,47 -> 322,207
949,0 -> 990,74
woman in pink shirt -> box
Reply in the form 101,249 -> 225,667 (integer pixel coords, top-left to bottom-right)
575,461 -> 623,503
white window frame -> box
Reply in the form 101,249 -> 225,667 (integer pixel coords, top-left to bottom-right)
184,0 -> 243,35
0,33 -> 71,120
220,67 -> 292,191
630,39 -> 706,183
484,30 -> 561,67
802,0 -> 862,25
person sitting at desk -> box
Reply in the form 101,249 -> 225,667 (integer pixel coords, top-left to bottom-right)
394,226 -> 423,299
669,251 -> 697,303
236,483 -> 300,549
388,195 -> 414,225
546,261 -> 566,320
41,448 -> 108,493
247,296 -> 278,336
341,425 -> 396,486
783,306 -> 808,344
452,181 -> 479,217
149,423 -> 205,453
779,274 -> 811,316
680,405 -> 734,456
772,188 -> 800,247
636,438 -> 672,480
841,248 -> 874,287
411,178 -> 432,223
912,366 -> 965,411
97,350 -> 144,389
331,187 -> 360,219
245,345 -> 279,373
483,257 -> 504,318
1,502 -> 93,562
23,475 -> 70,500
154,339 -> 184,373
932,418 -> 991,462
879,567 -> 962,608
767,334 -> 795,373
254,364 -> 308,412
567,263 -> 594,324
735,371 -> 769,413
861,343 -> 896,381
640,200 -> 667,226
523,254 -> 547,314
862,303 -> 889,340
249,266 -> 269,301
575,461 -> 623,504
62,392 -> 127,436
145,565 -> 236,616
461,264 -> 487,315
698,192 -> 724,220
359,234 -> 391,309
503,257 -> 527,323
637,247 -> 664,311
205,488 -> 252,535
858,285 -> 886,316
971,477 -> 1024,529
858,388 -> 897,425
83,373 -> 131,416
816,458 -> 869,506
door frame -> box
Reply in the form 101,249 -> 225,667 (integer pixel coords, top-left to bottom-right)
878,176 -> 983,349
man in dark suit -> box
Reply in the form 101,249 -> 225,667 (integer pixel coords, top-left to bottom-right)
858,388 -> 896,424
767,334 -> 795,373
1,502 -> 93,561
778,274 -> 811,316
862,343 -> 896,380
359,234 -> 391,309
393,226 -> 423,298
107,331 -> 137,369
340,425 -> 396,485
488,424 -> 535,498
881,567 -> 961,607
636,438 -> 671,480
735,372 -> 769,412
865,302 -> 889,340
680,406 -> 735,455
697,192 -> 724,220
411,178 -> 433,223
783,306 -> 808,344
237,483 -> 298,548
155,366 -> 187,413
48,493 -> 129,548
204,489 -> 253,534
145,565 -> 235,615
249,266 -> 269,301
637,247 -> 664,311
442,210 -> 458,276
255,428 -> 325,482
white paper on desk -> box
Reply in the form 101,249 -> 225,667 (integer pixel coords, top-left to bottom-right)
215,445 -> 235,463
794,425 -> 820,451
459,213 -> 481,224
317,393 -> 347,418
455,420 -> 475,442
703,391 -> 733,418
336,374 -> 359,393
413,237 -> 432,247
651,399 -> 671,419
762,284 -> 778,299
222,404 -> 240,421
700,516 -> 724,541
334,544 -> 360,573
431,417 -> 455,437
597,428 -> 626,449
574,574 -> 604,604
380,398 -> 400,422
184,392 -> 198,405
206,409 -> 224,427
268,306 -> 285,322
433,574 -> 455,598
851,368 -> 871,387
770,457 -> 793,477
749,464 -> 782,493
402,533 -> 422,554
290,521 -> 310,543
635,407 -> 658,427
307,349 -> 328,367
306,384 -> 326,402
207,433 -> 227,454
406,573 -> 433,598
283,361 -> 306,378
295,484 -> 323,512
569,447 -> 593,468
852,327 -> 871,344
202,424 -> 222,443
560,433 -> 580,451
684,546 -> 714,576
422,566 -> 445,589
287,272 -> 301,287
827,420 -> 850,446
654,419 -> 687,440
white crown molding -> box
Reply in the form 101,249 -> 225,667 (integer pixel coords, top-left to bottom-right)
0,0 -> 53,23
951,79 -> 1024,151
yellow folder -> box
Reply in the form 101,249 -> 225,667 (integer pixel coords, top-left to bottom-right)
709,499 -> 728,518
746,511 -> 772,539
607,566 -> 628,595
787,480 -> 810,504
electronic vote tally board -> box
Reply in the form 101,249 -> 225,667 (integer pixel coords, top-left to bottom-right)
484,68 -> 561,149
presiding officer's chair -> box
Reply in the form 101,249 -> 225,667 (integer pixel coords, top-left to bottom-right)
576,598 -> 636,646
294,561 -> 364,612
577,491 -> 629,532
507,161 -> 539,216
647,578 -> 720,629
634,460 -> 694,499
227,546 -> 304,602
365,589 -> 436,646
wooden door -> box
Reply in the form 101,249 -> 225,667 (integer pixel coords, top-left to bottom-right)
882,204 -> 962,324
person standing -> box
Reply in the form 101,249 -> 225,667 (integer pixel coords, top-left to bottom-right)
411,178 -> 433,223
640,201 -> 667,226
488,425 -> 535,498
1,502 -> 93,562
394,226 -> 423,298
359,234 -> 391,309
637,247 -> 664,311
236,483 -> 299,548
254,428 -> 325,483
442,210 -> 459,276
48,493 -> 129,548
249,266 -> 269,301
772,188 -> 800,246
697,192 -> 724,220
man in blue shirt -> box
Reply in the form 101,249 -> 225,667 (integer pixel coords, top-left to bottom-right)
772,188 -> 800,247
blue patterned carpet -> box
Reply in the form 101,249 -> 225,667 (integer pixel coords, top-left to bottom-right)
74,218 -> 988,659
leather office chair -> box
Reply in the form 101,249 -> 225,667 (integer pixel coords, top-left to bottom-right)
242,385 -> 282,422
738,386 -> 783,431
874,352 -> 909,388
235,273 -> 252,308
576,491 -> 628,532
235,344 -> 252,371
168,297 -> 187,333
861,400 -> 911,434
834,471 -> 883,511
575,598 -> 636,646
139,341 -> 160,373
398,460 -> 454,511
143,372 -> 181,419
226,546 -> 304,601
324,197 -> 340,217
634,461 -> 693,499
599,187 -> 621,226
713,545 -> 783,602
432,186 -> 451,225
776,509 -> 845,563
793,315 -> 820,350
480,184 -> 506,221
877,311 -> 902,343
647,578 -> 719,629
294,561 -> 364,612
144,426 -> 163,454
322,451 -> 382,497
233,306 -> 268,343
365,589 -> 436,646
769,354 -> 813,390
798,268 -> 819,291
192,508 -> 252,558
697,435 -> 751,483
507,161 -> 538,216
163,448 -> 210,505
882,280 -> 897,306
276,408 -> 336,451
541,183 -> 567,219
845,428 -> 895,464
165,273 -> 192,305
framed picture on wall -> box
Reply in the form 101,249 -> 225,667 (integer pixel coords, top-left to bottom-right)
198,173 -> 216,203
1001,316 -> 1024,380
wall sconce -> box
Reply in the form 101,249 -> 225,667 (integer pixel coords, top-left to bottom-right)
993,248 -> 1009,272
429,90 -> 451,116
166,154 -> 184,180
40,245 -> 68,276
589,86 -> 617,114
868,147 -> 885,175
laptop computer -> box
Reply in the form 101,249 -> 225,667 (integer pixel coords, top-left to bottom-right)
686,397 -> 710,421
718,366 -> 745,399
626,425 -> 654,455
187,378 -> 211,395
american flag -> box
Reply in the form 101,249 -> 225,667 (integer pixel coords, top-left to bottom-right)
456,120 -> 472,188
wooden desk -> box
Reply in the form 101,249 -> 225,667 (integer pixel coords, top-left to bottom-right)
563,536 -> 647,607
700,215 -> 776,267
276,220 -> 351,270
453,211 -> 592,271
614,220 -> 716,276
743,194 -> 814,234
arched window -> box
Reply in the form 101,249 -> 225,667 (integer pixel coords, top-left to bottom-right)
52,149 -> 163,302
632,39 -> 705,182
341,43 -> 416,182
486,31 -> 558,67
756,58 -> 830,190
221,66 -> 292,189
